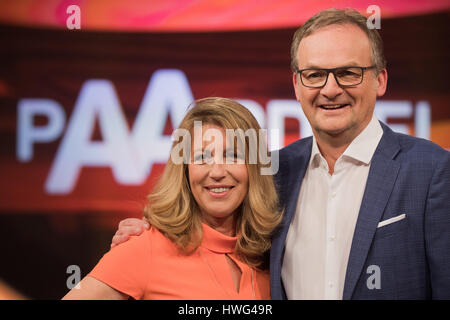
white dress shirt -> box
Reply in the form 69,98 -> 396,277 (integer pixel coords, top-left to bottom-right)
282,115 -> 383,300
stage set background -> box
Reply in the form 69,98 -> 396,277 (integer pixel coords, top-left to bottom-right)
0,0 -> 449,299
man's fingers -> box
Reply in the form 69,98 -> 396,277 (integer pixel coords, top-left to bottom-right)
111,234 -> 129,247
119,225 -> 145,236
113,218 -> 149,247
118,218 -> 148,229
118,217 -> 142,228
112,226 -> 144,243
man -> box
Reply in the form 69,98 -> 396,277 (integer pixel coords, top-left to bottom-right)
111,8 -> 450,299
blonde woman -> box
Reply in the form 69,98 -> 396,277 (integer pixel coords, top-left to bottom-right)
63,97 -> 282,300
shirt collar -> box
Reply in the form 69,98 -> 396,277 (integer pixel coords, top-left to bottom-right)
201,223 -> 237,253
310,136 -> 323,168
342,115 -> 383,165
310,115 -> 383,167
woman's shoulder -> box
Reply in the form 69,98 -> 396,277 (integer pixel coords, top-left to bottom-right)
126,226 -> 178,252
89,226 -> 170,278
109,225 -> 181,260
120,225 -> 166,248
87,227 -> 162,299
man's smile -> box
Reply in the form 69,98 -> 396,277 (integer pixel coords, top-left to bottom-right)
318,103 -> 351,110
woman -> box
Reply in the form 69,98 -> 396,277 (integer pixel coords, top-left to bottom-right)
63,97 -> 282,300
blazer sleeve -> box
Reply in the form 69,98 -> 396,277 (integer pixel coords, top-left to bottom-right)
424,149 -> 450,299
88,229 -> 152,300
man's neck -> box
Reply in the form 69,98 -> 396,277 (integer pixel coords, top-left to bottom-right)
314,122 -> 370,175
315,137 -> 349,175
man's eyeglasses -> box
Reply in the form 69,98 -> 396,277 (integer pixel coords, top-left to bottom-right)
295,66 -> 376,88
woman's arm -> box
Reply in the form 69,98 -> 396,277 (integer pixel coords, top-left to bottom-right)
62,276 -> 129,300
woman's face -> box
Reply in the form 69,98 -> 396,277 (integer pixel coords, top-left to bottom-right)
188,124 -> 249,227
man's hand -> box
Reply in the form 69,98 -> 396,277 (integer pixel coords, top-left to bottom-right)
111,218 -> 149,248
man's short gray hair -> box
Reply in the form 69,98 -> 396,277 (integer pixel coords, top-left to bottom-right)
290,8 -> 387,74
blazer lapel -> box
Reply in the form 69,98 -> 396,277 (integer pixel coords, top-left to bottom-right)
343,123 -> 401,299
270,138 -> 312,299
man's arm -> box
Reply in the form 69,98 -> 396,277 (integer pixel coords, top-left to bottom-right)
425,149 -> 450,299
111,218 -> 149,248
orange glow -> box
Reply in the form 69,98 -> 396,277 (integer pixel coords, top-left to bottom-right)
0,0 -> 449,32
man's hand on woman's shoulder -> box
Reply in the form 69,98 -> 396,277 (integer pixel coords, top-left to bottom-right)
111,218 -> 149,248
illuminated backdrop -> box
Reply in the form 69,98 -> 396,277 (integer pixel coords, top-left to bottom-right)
0,0 -> 449,299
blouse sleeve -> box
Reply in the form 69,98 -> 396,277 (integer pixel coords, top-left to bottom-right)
88,229 -> 152,300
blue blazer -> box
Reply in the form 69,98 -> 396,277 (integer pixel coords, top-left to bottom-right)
270,122 -> 450,299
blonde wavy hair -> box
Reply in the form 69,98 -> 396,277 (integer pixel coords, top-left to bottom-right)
144,97 -> 282,268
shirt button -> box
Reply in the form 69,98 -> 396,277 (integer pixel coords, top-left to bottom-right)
331,193 -> 336,198
329,236 -> 335,241
328,282 -> 334,288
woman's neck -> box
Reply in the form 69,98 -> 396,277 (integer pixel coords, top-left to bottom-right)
201,213 -> 237,237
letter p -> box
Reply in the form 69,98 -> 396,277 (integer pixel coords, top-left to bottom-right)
17,99 -> 65,162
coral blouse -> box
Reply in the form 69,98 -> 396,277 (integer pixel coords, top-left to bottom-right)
88,223 -> 270,299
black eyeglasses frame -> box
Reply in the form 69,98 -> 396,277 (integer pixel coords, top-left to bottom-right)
295,65 -> 376,88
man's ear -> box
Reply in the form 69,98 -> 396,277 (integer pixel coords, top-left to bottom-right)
292,72 -> 301,101
376,68 -> 388,97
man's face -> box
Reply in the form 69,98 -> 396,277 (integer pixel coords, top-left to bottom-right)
293,23 -> 387,141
